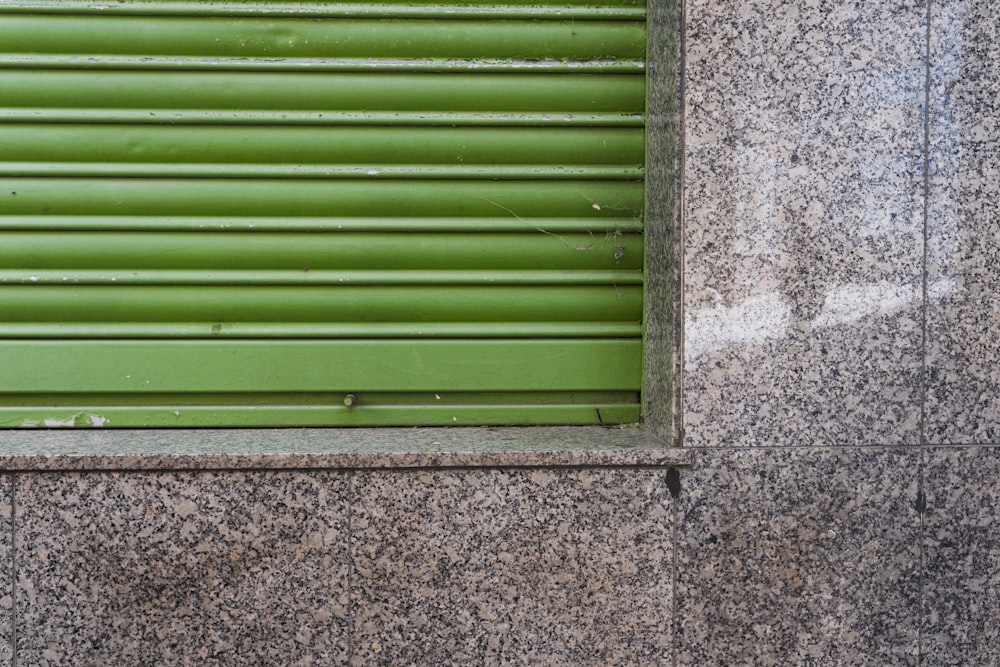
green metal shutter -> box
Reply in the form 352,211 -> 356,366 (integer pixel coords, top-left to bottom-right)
0,1 -> 646,428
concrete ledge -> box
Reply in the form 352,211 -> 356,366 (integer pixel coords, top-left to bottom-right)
0,427 -> 694,471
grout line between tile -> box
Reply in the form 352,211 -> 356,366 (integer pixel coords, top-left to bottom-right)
918,0 -> 933,451
916,445 -> 926,667
669,468 -> 680,667
917,7 -> 933,667
918,0 -> 932,657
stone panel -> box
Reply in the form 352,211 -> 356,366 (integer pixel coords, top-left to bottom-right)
675,448 -> 921,665
351,468 -> 674,665
925,0 -> 1000,442
683,0 -> 926,446
922,446 -> 1000,664
15,471 -> 350,666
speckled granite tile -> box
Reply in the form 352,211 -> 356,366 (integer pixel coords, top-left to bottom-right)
351,468 -> 673,666
683,0 -> 926,446
0,476 -> 10,666
922,446 -> 1000,664
925,0 -> 1000,443
15,472 -> 349,666
675,448 -> 920,665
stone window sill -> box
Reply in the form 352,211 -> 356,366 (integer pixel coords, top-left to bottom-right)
0,427 -> 694,472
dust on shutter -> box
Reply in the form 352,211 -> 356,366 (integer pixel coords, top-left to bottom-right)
0,1 -> 646,427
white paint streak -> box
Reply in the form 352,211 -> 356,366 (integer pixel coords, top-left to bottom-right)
43,418 -> 76,428
685,279 -> 957,370
89,415 -> 108,428
685,293 -> 790,369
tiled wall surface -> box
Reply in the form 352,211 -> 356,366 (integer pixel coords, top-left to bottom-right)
0,477 -> 10,666
926,0 -> 1000,442
0,450 -> 997,665
1,469 -> 676,666
676,448 -> 922,666
1,0 -> 999,664
682,0 -> 1000,447
350,469 -> 674,665
678,0 -> 1000,664
683,0 -> 927,447
12,472 -> 352,666
922,447 -> 1000,665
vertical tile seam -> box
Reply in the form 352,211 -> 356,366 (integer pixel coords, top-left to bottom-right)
918,4 -> 933,661
916,446 -> 926,666
918,0 -> 933,450
669,468 -> 679,667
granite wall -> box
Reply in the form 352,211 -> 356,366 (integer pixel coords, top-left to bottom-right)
0,440 -> 695,667
0,466 -> 676,666
679,0 -> 1000,665
0,0 -> 998,664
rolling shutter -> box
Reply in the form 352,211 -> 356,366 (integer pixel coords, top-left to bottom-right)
0,1 -> 646,428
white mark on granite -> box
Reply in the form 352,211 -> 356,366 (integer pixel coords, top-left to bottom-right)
686,279 -> 954,369
685,293 -> 790,369
816,278 -> 955,329
682,0 -> 927,446
175,499 -> 198,518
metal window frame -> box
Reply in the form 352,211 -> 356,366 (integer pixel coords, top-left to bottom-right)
642,0 -> 680,444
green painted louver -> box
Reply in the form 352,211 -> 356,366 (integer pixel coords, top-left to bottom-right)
0,1 -> 646,19
0,1 -> 645,428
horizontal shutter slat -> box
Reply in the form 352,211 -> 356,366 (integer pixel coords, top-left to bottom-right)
0,72 -> 645,113
0,58 -> 642,74
0,340 -> 642,392
0,323 -> 644,339
1,16 -> 646,59
2,180 -> 643,218
0,126 -> 644,167
0,110 -> 644,126
0,271 -> 643,286
0,217 -> 644,233
0,391 -> 638,406
0,286 -> 642,322
0,404 -> 642,428
0,165 -> 643,180
0,232 -> 642,270
0,2 -> 645,19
